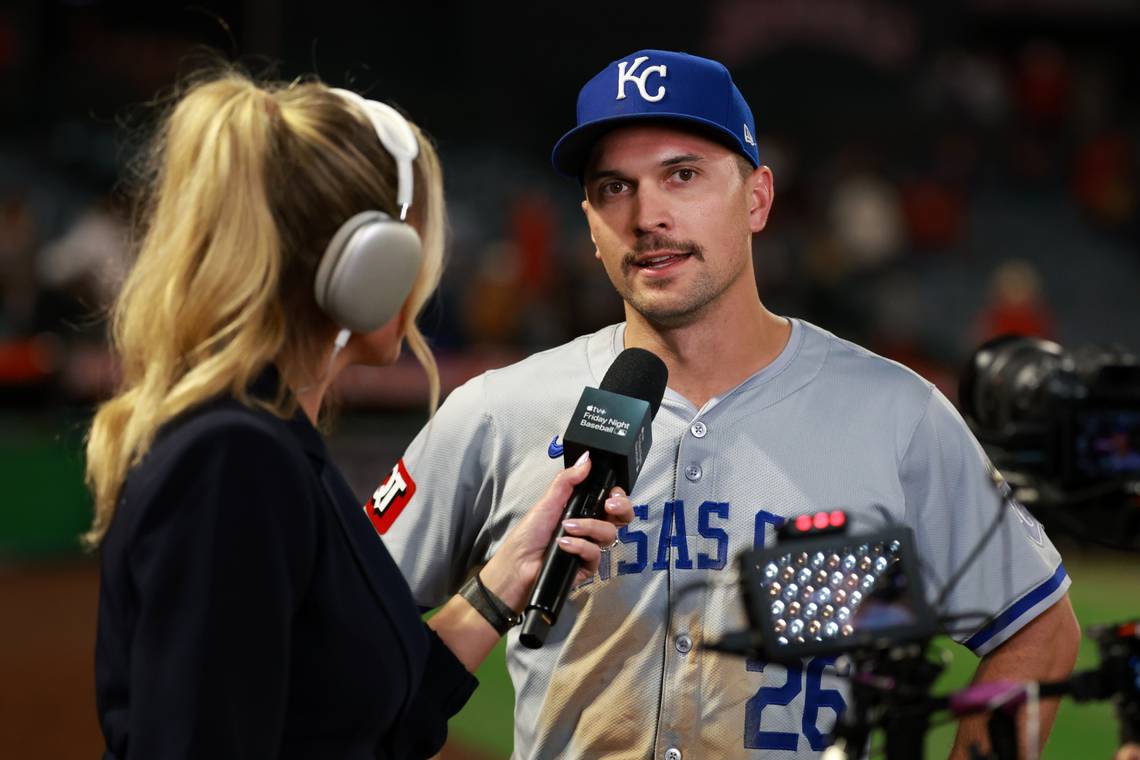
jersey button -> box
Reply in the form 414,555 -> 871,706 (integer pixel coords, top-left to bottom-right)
664,749 -> 682,760
675,634 -> 693,654
684,464 -> 702,482
690,421 -> 707,438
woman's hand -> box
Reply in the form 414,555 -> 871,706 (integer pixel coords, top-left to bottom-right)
1115,744 -> 1140,760
479,452 -> 633,612
429,452 -> 633,672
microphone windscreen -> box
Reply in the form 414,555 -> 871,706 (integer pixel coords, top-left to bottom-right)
599,348 -> 668,419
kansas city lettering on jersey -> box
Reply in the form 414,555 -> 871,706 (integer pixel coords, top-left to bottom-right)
576,500 -> 785,582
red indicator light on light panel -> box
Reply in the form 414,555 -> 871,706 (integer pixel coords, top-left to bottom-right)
780,509 -> 851,542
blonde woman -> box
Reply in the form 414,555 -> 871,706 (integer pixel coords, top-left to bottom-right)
86,70 -> 630,759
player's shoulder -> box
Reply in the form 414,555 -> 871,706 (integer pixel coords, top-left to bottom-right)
440,325 -> 617,414
482,326 -> 611,385
799,319 -> 936,411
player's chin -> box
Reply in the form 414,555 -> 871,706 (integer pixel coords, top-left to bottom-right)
629,298 -> 704,329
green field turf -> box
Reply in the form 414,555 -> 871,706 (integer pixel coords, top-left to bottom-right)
0,413 -> 91,557
448,548 -> 1140,759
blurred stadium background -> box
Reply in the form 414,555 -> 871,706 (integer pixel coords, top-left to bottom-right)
1,0 -> 1138,757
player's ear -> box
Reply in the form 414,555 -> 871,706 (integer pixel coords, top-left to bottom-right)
746,165 -> 775,234
581,200 -> 602,260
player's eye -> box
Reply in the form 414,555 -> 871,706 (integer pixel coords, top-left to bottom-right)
673,167 -> 697,182
599,180 -> 628,197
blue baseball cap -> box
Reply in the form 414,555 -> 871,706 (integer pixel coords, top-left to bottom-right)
551,49 -> 759,179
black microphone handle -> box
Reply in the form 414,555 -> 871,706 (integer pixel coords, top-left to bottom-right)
518,466 -> 618,648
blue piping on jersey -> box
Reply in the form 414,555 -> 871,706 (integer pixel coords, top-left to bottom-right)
964,563 -> 1068,652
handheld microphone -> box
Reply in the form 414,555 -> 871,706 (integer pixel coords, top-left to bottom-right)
518,347 -> 668,649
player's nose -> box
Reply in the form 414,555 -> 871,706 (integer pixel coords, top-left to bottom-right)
632,184 -> 673,234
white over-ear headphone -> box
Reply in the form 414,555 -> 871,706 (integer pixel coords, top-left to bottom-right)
313,89 -> 424,344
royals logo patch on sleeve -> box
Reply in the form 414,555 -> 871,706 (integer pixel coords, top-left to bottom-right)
363,459 -> 416,536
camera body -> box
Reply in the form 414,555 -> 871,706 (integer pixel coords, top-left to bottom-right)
959,335 -> 1140,495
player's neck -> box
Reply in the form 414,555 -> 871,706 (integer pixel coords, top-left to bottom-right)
623,294 -> 791,410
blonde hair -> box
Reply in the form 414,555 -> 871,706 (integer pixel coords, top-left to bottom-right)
84,69 -> 445,547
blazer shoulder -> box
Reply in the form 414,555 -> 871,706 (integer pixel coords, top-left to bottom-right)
157,399 -> 302,462
124,399 -> 312,514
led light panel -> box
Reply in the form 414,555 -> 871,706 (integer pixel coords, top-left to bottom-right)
738,527 -> 935,660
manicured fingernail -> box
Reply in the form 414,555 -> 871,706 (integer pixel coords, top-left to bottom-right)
575,450 -> 590,468
604,498 -> 621,512
558,537 -> 572,546
563,520 -> 580,530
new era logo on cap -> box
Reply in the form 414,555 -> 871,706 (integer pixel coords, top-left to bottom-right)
552,49 -> 760,178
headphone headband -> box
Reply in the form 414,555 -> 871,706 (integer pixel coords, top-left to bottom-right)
313,88 -> 425,345
330,88 -> 419,219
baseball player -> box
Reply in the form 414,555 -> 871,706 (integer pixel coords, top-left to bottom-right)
374,50 -> 1079,759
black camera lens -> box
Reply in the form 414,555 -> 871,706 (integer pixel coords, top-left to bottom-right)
960,334 -> 1140,495
959,335 -> 1069,431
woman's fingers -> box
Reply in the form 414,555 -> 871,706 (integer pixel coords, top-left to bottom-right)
1115,745 -> 1140,760
535,452 -> 593,517
562,517 -> 618,547
602,487 -> 633,525
557,535 -> 602,572
560,517 -> 621,576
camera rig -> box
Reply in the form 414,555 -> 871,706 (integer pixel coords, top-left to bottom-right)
714,506 -> 1140,760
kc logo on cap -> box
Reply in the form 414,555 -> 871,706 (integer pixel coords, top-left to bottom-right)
616,56 -> 668,102
551,49 -> 761,179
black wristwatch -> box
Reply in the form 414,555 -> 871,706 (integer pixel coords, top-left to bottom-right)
458,571 -> 522,636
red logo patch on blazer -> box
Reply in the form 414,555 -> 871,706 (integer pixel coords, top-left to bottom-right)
363,459 -> 416,535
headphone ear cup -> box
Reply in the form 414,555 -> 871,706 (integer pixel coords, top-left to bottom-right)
314,211 -> 422,334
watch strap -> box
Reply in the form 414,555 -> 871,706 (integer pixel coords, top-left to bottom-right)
458,571 -> 522,636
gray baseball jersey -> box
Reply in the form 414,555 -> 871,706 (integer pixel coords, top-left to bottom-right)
372,318 -> 1069,759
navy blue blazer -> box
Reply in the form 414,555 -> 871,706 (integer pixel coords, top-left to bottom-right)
95,370 -> 476,759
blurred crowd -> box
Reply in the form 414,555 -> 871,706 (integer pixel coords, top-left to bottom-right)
2,8 -> 1138,409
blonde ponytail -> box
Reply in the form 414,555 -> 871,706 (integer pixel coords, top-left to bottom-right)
85,70 -> 447,547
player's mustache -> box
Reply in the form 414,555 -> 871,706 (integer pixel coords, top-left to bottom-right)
622,235 -> 705,270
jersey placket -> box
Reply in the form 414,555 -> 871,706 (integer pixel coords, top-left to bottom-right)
654,409 -> 715,760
